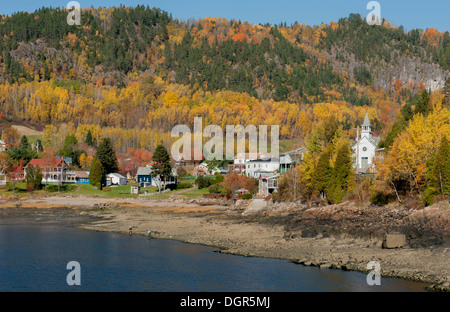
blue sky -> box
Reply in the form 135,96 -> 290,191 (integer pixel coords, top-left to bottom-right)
1,0 -> 449,32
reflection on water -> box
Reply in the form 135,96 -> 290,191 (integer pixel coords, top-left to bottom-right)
0,225 -> 427,292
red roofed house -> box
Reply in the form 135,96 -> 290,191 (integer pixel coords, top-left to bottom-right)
25,157 -> 76,184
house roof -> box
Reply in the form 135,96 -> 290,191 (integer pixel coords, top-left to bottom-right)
107,173 -> 126,179
352,134 -> 380,149
137,167 -> 153,176
247,157 -> 280,164
75,171 -> 89,178
27,157 -> 66,168
62,157 -> 72,164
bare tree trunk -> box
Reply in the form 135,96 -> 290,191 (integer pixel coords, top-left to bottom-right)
389,179 -> 402,203
439,170 -> 444,197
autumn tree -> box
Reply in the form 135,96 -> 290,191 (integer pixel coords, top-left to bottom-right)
25,164 -> 43,190
272,167 -> 305,202
220,172 -> 257,197
79,153 -> 93,170
377,105 -> 450,204
0,152 -> 14,175
2,127 -> 19,147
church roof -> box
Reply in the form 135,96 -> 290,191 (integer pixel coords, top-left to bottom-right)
362,113 -> 371,127
352,135 -> 380,149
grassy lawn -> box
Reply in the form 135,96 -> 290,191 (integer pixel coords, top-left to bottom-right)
0,182 -> 158,198
0,181 -> 213,199
71,184 -> 161,198
180,187 -> 210,198
279,139 -> 302,153
148,187 -> 210,199
27,135 -> 44,146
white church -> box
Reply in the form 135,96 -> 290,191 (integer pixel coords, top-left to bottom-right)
352,113 -> 382,173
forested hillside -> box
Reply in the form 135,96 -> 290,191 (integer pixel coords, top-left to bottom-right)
0,6 -> 449,153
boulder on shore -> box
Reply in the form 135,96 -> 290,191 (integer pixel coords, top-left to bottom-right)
383,234 -> 406,249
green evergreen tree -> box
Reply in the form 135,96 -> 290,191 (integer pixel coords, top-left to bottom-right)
151,144 -> 172,192
327,144 -> 354,204
444,77 -> 450,109
89,157 -> 105,189
425,136 -> 450,206
7,135 -> 37,164
333,144 -> 353,192
59,134 -> 77,157
95,138 -> 118,174
20,135 -> 29,150
433,137 -> 450,196
415,89 -> 430,116
312,145 -> 332,199
85,130 -> 94,146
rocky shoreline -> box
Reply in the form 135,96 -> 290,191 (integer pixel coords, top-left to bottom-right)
0,195 -> 448,291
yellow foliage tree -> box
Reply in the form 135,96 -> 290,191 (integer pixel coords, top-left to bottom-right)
378,106 -> 450,198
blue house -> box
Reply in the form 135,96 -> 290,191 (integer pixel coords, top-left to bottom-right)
136,163 -> 178,188
75,171 -> 90,184
136,166 -> 153,187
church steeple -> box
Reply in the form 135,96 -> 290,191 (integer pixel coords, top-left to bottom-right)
361,113 -> 372,138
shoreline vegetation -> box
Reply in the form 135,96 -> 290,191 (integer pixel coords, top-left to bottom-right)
0,194 -> 448,292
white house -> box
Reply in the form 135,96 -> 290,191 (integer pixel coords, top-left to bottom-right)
245,158 -> 280,179
352,113 -> 381,173
25,157 -> 76,184
107,173 -> 127,186
279,148 -> 307,173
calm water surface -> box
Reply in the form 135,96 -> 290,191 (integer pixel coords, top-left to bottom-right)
0,225 -> 427,292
